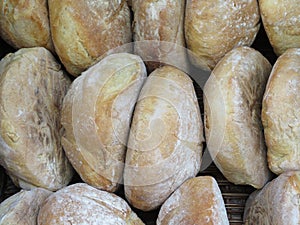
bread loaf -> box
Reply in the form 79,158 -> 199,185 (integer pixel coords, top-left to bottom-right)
185,0 -> 260,70
244,171 -> 300,224
157,176 -> 229,225
124,66 -> 203,211
132,0 -> 187,71
0,47 -> 73,191
0,188 -> 52,225
262,48 -> 300,175
204,46 -> 272,189
0,0 -> 54,52
49,0 -> 132,76
61,53 -> 146,192
259,0 -> 300,56
37,183 -> 145,225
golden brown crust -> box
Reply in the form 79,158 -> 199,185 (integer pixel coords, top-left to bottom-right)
133,0 -> 186,71
49,0 -> 132,76
262,48 -> 300,174
185,0 -> 260,70
61,53 -> 147,192
157,176 -> 229,225
124,66 -> 203,211
0,0 -> 54,52
204,46 -> 272,189
37,183 -> 145,225
0,47 -> 73,191
259,0 -> 300,56
244,171 -> 300,224
0,188 -> 52,225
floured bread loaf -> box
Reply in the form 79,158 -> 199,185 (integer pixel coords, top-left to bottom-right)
37,183 -> 145,225
259,0 -> 300,56
61,53 -> 146,192
185,0 -> 260,70
204,46 -> 272,189
124,66 -> 203,211
132,0 -> 186,71
0,188 -> 52,225
0,0 -> 54,52
0,47 -> 73,191
157,176 -> 229,225
49,0 -> 132,76
244,171 -> 300,224
262,48 -> 300,174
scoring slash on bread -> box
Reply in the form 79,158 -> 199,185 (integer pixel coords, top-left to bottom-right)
37,183 -> 145,225
0,47 -> 73,191
61,53 -> 146,192
262,48 -> 300,175
132,0 -> 187,72
204,46 -> 272,189
259,0 -> 300,56
185,0 -> 260,71
48,0 -> 132,76
244,171 -> 300,224
0,0 -> 54,52
124,65 -> 204,211
157,176 -> 229,225
0,188 -> 52,225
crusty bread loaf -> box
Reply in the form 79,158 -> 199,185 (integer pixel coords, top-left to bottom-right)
185,0 -> 260,70
157,176 -> 229,225
262,48 -> 300,175
37,183 -> 145,225
49,0 -> 132,76
132,0 -> 187,71
244,171 -> 300,224
259,0 -> 300,56
0,0 -> 54,52
0,47 -> 73,191
204,46 -> 272,189
0,188 -> 52,225
124,66 -> 204,211
61,53 -> 146,192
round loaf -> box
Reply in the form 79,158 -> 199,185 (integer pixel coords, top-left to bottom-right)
185,0 -> 260,70
0,47 -> 73,191
244,171 -> 300,224
37,183 -> 145,225
49,0 -> 132,76
157,176 -> 229,225
132,0 -> 186,71
259,0 -> 300,56
0,188 -> 52,225
61,53 -> 146,192
262,48 -> 300,174
0,0 -> 54,52
124,66 -> 204,211
204,46 -> 272,189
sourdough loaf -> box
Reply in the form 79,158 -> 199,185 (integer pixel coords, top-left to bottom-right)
49,0 -> 132,76
185,0 -> 260,70
262,48 -> 300,174
124,65 -> 203,211
157,176 -> 229,225
61,53 -> 146,192
0,0 -> 54,52
0,47 -> 73,191
37,183 -> 145,225
204,46 -> 272,189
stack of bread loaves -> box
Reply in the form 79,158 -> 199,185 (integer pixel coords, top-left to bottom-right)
0,0 -> 300,224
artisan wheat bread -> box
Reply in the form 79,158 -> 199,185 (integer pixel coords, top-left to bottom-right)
204,46 -> 272,189
0,47 -> 73,191
262,48 -> 300,174
124,65 -> 203,211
